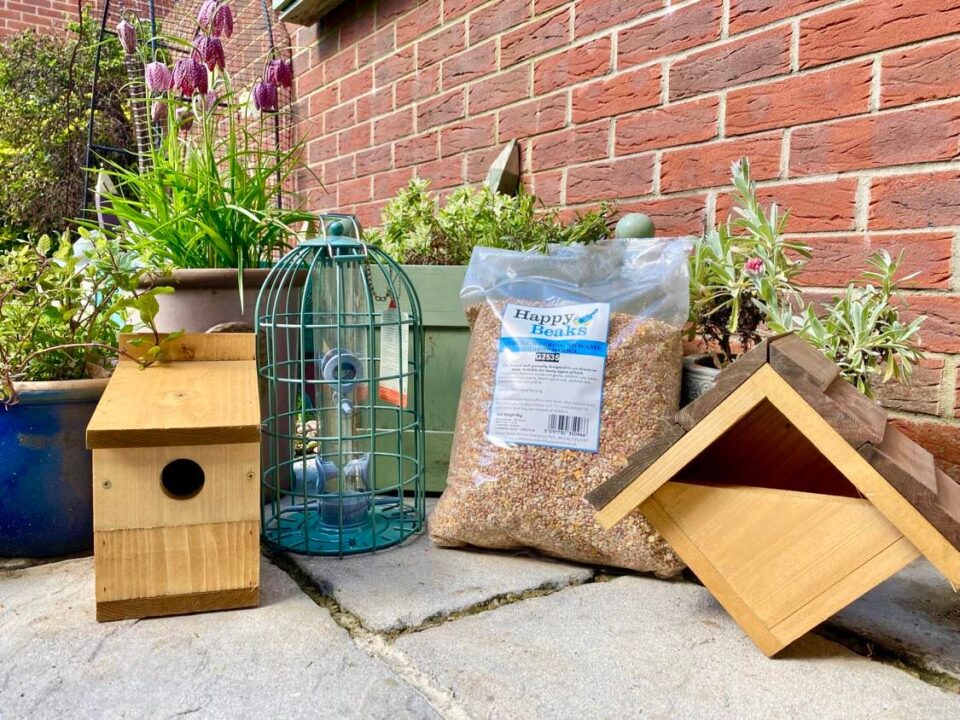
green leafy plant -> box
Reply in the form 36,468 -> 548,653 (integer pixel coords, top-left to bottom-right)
687,159 -> 811,367
96,2 -> 315,273
366,179 -> 614,265
0,11 -> 132,245
0,229 -> 171,404
769,250 -> 925,398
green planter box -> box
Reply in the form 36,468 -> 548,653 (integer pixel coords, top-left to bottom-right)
405,265 -> 469,493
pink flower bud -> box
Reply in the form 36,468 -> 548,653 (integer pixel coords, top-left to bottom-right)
266,59 -> 293,89
197,0 -> 218,28
212,3 -> 234,38
252,80 -> 278,112
195,35 -> 225,71
116,18 -> 137,54
144,61 -> 173,93
744,257 -> 764,274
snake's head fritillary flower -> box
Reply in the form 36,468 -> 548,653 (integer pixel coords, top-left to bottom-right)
744,257 -> 764,275
252,80 -> 278,112
194,35 -> 225,71
144,61 -> 173,93
197,0 -> 218,28
266,58 -> 293,89
212,3 -> 234,38
116,18 -> 137,54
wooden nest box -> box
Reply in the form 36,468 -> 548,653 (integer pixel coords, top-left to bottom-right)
86,334 -> 261,622
588,334 -> 960,656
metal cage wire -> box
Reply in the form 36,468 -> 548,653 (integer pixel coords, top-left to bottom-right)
256,215 -> 426,556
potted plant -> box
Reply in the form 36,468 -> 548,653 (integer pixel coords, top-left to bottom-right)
686,158 -> 925,403
366,179 -> 613,490
96,1 -> 315,333
0,230 -> 167,557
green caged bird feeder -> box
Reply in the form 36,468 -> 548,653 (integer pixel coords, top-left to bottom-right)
257,214 -> 426,555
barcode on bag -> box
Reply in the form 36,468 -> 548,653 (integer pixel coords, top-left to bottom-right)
547,413 -> 589,436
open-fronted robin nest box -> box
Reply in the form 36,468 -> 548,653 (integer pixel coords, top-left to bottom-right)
588,334 -> 960,657
86,333 -> 261,622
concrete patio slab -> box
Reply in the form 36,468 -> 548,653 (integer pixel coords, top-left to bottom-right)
287,529 -> 595,633
395,575 -> 960,719
0,558 -> 438,720
827,558 -> 960,680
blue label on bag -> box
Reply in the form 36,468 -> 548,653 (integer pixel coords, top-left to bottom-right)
488,302 -> 611,452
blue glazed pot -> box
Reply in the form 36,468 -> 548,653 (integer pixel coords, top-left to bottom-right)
0,378 -> 107,558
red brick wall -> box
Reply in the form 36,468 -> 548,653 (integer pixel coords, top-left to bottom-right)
0,0 -> 76,34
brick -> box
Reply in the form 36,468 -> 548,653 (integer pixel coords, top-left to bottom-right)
339,68 -> 374,103
615,97 -> 719,155
417,88 -> 465,131
442,41 -> 497,89
536,0 -> 570,13
716,179 -> 858,233
379,0 -> 419,26
532,170 -> 564,206
339,6 -> 377,49
534,36 -> 611,95
466,146 -> 506,182
296,63 -> 327,98
660,133 -> 782,193
325,47 -> 357,84
897,294 -> 960,353
418,22 -> 466,69
669,26 -> 791,101
501,8 -> 572,67
529,119 -> 610,172
729,0 -> 834,34
307,85 -> 339,117
338,122 -> 372,154
443,0 -> 486,22
882,38 -> 960,109
395,131 -> 439,167
416,157 -> 464,189
468,64 -> 531,114
324,155 -> 355,184
498,93 -> 568,142
571,65 -> 661,123
790,102 -> 960,175
441,115 -> 496,157
396,65 -> 440,107
356,87 -> 394,122
618,0 -> 722,68
890,419 -> 960,480
617,195 -> 709,236
307,135 -> 337,166
358,25 -> 394,67
339,175 -> 372,205
374,108 -> 415,144
324,103 -> 357,134
469,0 -> 530,45
397,0 -> 441,45
796,232 -> 952,289
872,358 -> 943,416
726,61 -> 872,136
375,46 -> 415,88
375,167 -> 416,199
566,155 -> 655,203
574,0 -> 661,38
870,171 -> 960,230
353,200 -> 388,229
355,145 -> 393,176
799,0 -> 960,70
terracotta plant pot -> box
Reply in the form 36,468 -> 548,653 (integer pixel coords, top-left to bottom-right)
0,378 -> 108,557
139,268 -> 272,333
682,354 -> 722,406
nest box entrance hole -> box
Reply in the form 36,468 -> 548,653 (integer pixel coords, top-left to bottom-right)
674,399 -> 862,498
160,458 -> 206,500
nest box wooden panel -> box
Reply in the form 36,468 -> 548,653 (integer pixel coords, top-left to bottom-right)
588,334 -> 960,657
86,333 -> 261,622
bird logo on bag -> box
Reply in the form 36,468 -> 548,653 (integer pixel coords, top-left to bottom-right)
574,308 -> 598,327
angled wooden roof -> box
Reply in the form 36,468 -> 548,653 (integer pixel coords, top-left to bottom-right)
588,333 -> 960,585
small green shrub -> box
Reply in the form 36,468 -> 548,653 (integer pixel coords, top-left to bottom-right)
0,12 -> 132,245
366,179 -> 614,265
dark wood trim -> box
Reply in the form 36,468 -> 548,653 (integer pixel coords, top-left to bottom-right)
97,587 -> 259,622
